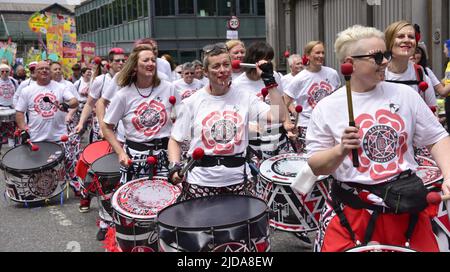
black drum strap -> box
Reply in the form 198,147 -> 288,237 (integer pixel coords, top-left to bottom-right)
329,198 -> 359,245
405,213 -> 419,243
363,211 -> 379,245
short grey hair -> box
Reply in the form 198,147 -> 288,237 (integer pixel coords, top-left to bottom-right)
334,25 -> 385,63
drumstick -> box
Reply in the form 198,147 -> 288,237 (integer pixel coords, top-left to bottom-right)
42,96 -> 57,107
426,192 -> 450,205
26,139 -> 39,151
341,63 -> 359,168
178,147 -> 204,178
169,96 -> 177,123
127,156 -> 157,165
294,105 -> 303,129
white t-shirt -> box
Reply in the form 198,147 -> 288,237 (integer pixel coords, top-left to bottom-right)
233,72 -> 284,101
281,73 -> 294,90
199,77 -> 209,87
14,78 -> 35,107
157,58 -> 172,80
89,73 -> 113,101
425,67 -> 441,88
385,61 -> 436,106
171,85 -> 271,187
231,71 -> 243,81
284,66 -> 341,127
173,78 -> 204,100
73,78 -> 90,102
15,81 -> 75,142
104,80 -> 180,143
306,81 -> 448,185
0,77 -> 17,106
57,79 -> 79,101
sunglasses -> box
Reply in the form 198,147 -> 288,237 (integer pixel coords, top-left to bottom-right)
203,43 -> 228,54
183,72 -> 194,75
0,70 -> 9,74
351,51 -> 392,65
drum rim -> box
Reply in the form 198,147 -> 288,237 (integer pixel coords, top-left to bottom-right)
80,140 -> 112,165
345,244 -> 417,252
112,176 -> 180,220
0,141 -> 64,173
90,153 -> 120,175
157,194 -> 269,231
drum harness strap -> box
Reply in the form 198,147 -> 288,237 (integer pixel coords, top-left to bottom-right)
329,171 -> 422,247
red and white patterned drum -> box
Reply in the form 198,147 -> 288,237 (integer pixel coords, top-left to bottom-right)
346,244 -> 417,252
0,106 -> 15,122
258,153 -> 329,233
111,176 -> 181,252
416,165 -> 443,190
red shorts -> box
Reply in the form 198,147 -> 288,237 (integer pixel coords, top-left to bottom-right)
321,206 -> 439,252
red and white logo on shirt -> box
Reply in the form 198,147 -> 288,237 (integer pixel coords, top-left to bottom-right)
202,111 -> 244,155
0,82 -> 15,99
307,81 -> 333,108
34,93 -> 58,118
131,100 -> 167,137
354,109 -> 408,180
181,89 -> 196,100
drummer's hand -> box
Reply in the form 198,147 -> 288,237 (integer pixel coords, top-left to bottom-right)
339,126 -> 360,156
74,123 -> 84,134
118,152 -> 130,167
170,172 -> 183,185
442,179 -> 450,195
284,122 -> 298,136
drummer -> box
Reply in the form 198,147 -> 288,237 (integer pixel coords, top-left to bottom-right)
168,42 -> 286,200
307,25 -> 450,252
102,44 -> 180,183
0,63 -> 18,147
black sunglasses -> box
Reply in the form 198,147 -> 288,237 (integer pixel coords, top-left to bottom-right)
351,51 -> 392,65
202,43 -> 228,54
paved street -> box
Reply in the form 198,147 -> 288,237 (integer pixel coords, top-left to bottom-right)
0,143 -> 315,252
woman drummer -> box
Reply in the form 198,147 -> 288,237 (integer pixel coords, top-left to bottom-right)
307,25 -> 450,252
167,42 -> 286,200
102,44 -> 180,183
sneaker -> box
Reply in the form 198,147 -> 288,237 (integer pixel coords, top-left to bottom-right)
96,228 -> 108,241
78,198 -> 91,213
294,232 -> 312,245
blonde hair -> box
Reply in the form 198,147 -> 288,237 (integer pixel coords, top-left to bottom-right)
304,41 -> 324,56
384,20 -> 413,52
334,25 -> 385,63
117,44 -> 160,88
226,39 -> 245,51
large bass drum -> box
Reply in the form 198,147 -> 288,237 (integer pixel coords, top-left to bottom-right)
157,195 -> 271,252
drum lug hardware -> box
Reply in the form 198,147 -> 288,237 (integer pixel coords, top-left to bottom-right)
405,241 -> 410,248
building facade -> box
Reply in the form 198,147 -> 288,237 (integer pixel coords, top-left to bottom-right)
266,0 -> 450,77
75,0 -> 266,64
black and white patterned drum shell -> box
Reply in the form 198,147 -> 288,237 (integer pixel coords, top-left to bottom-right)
346,244 -> 417,252
0,142 -> 66,202
111,176 -> 181,252
0,107 -> 15,122
157,195 -> 271,252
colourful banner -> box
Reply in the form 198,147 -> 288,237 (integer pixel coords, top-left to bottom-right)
80,41 -> 96,57
28,12 -> 49,34
0,42 -> 17,66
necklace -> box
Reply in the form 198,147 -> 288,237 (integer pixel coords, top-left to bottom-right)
135,84 -> 153,98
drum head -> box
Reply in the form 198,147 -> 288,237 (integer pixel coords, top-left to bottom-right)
111,177 -> 181,220
259,153 -> 327,184
157,195 -> 268,229
91,153 -> 120,175
1,142 -> 64,173
81,140 -> 111,165
346,244 -> 417,252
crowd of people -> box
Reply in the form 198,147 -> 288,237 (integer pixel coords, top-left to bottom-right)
1,21 -> 450,252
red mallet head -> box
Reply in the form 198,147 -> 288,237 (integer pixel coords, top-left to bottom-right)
261,87 -> 269,99
146,156 -> 157,165
340,63 -> 353,76
419,81 -> 429,92
92,56 -> 102,65
429,106 -> 437,113
169,96 -> 177,105
127,159 -> 133,166
60,134 -> 69,142
14,130 -> 21,137
295,105 -> 303,113
231,60 -> 241,70
31,144 -> 40,152
427,192 -> 442,205
284,50 -> 290,58
192,147 -> 205,160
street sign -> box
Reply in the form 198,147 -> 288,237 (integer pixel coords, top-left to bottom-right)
227,16 -> 240,30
